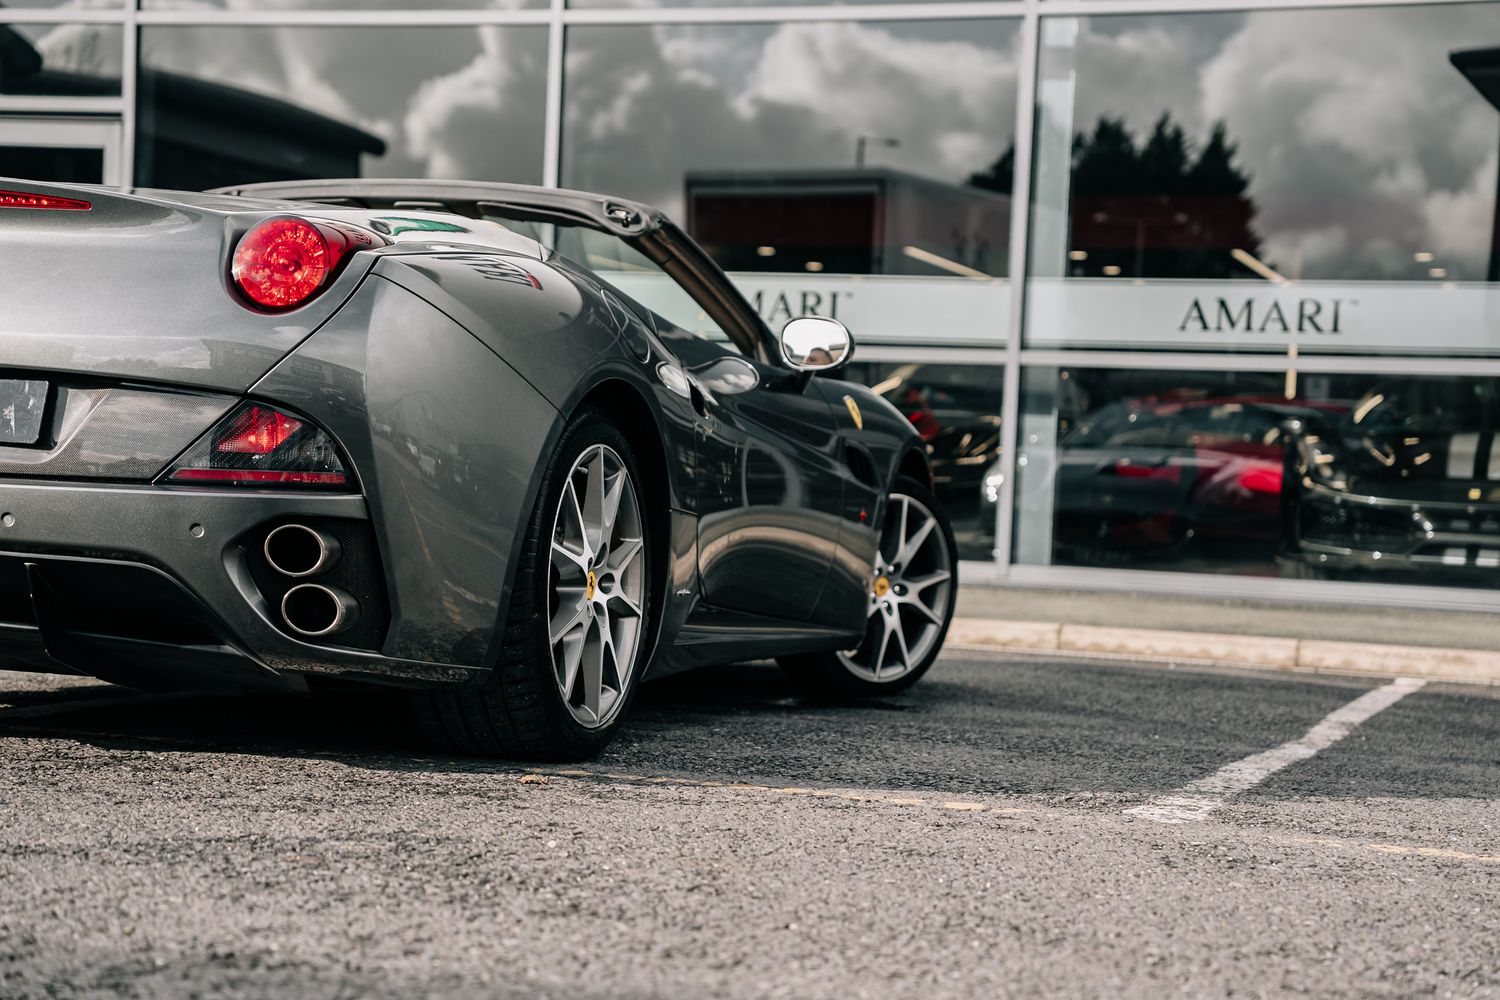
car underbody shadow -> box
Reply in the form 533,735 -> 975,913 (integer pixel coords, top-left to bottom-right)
0,661 -> 922,764
1,659 -> 1494,802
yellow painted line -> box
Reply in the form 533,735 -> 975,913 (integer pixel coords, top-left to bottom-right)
1287,836 -> 1500,865
522,767 -> 1036,817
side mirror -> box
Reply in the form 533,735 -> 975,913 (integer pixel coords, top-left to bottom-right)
779,316 -> 853,373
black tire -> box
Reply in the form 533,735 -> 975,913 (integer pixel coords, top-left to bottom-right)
778,475 -> 957,698
412,407 -> 652,760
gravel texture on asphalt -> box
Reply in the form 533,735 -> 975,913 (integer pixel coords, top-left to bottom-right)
1,652 -> 1496,999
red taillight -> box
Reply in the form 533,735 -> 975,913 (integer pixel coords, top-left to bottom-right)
1237,464 -> 1283,494
215,404 -> 303,454
1112,460 -> 1181,484
165,401 -> 350,489
232,217 -> 343,311
0,190 -> 91,211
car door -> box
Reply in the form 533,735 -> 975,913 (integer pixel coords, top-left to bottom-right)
679,338 -> 846,623
545,220 -> 845,624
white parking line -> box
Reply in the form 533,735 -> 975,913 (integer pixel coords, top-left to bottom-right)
1125,676 -> 1428,824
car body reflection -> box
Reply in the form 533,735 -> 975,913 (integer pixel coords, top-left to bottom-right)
1282,380 -> 1500,585
1048,393 -> 1337,567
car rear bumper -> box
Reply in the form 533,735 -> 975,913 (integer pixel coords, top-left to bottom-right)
0,479 -> 480,691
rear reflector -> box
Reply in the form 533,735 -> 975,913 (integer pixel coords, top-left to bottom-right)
169,469 -> 349,485
165,401 -> 350,489
0,190 -> 91,211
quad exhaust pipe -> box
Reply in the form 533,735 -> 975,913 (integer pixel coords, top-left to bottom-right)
264,523 -> 341,578
281,583 -> 358,638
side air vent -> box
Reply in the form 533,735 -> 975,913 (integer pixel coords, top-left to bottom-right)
844,442 -> 880,488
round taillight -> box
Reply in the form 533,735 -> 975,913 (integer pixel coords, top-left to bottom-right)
232,217 -> 346,312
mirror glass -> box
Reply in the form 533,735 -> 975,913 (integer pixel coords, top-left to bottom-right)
780,316 -> 852,372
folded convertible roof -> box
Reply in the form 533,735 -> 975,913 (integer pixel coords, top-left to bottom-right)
213,178 -> 663,239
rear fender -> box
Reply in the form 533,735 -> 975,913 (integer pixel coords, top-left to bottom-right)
253,275 -> 559,670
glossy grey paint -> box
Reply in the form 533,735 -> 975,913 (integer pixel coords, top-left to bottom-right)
0,481 -> 473,685
691,354 -> 846,623
809,378 -> 920,625
0,176 -> 929,693
0,181 -> 379,392
254,274 -> 561,667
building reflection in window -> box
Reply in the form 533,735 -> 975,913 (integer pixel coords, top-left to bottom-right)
1015,368 -> 1500,589
1030,8 -> 1500,285
0,23 -> 123,97
563,21 -> 1019,348
839,362 -> 1003,561
136,26 -> 547,190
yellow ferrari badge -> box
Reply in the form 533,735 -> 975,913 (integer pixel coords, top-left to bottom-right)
843,395 -> 863,430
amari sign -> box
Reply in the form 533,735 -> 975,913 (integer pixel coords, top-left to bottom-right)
1177,295 -> 1351,336
1027,278 -> 1500,355
728,273 -> 1011,346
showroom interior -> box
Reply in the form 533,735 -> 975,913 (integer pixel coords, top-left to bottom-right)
1,0 -> 1497,612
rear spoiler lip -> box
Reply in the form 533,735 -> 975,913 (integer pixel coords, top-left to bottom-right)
211,178 -> 665,239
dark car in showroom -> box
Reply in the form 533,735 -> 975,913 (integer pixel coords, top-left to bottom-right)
0,177 -> 959,759
1280,378 -> 1499,585
1043,392 -> 1334,565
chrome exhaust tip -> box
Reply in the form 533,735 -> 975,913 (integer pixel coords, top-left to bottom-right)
281,583 -> 358,638
264,523 -> 341,578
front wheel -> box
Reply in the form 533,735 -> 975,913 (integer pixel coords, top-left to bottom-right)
779,475 -> 957,696
413,407 -> 651,759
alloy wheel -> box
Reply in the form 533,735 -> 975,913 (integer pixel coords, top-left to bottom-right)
837,492 -> 953,683
547,444 -> 646,728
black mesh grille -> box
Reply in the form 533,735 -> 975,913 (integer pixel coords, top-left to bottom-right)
1301,502 -> 1415,549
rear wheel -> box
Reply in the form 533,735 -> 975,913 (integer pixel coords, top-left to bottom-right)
413,408 -> 651,759
779,475 -> 956,696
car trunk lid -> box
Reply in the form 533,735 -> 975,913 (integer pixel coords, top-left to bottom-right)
0,181 -> 376,393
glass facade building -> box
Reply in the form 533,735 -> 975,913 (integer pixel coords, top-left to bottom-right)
2,0 -> 1497,611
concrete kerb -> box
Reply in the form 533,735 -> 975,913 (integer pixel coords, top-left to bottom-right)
946,617 -> 1500,685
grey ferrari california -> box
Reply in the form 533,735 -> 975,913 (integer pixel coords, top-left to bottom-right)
0,177 -> 957,759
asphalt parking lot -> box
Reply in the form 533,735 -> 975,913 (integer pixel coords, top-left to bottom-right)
1,652 -> 1496,1000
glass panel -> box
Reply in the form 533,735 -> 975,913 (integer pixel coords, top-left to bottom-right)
484,208 -> 736,349
145,0 -> 541,8
0,24 -> 123,97
838,361 -> 1003,561
1027,7 -> 1500,356
571,0 -> 975,8
562,20 -> 1020,348
0,145 -> 103,183
1013,365 -> 1500,590
0,1 -> 120,7
136,26 -> 547,190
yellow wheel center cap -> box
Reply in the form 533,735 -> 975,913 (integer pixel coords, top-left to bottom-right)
873,576 -> 891,598
586,570 -> 597,601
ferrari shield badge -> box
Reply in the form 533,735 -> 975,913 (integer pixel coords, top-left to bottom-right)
842,395 -> 863,430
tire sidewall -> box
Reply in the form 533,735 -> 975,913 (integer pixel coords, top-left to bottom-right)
525,408 -> 651,753
823,474 -> 958,696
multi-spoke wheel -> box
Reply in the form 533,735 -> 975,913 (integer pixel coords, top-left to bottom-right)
837,491 -> 953,684
778,475 -> 957,696
547,443 -> 646,729
412,408 -> 652,759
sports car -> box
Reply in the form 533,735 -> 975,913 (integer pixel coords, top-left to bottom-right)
0,177 -> 958,759
1280,379 -> 1499,585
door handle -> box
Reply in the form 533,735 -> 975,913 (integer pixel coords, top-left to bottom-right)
689,383 -> 710,419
